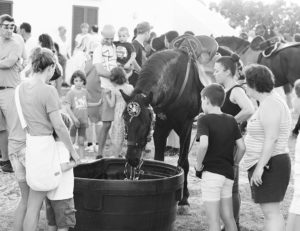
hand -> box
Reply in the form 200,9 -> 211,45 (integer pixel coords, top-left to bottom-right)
195,164 -> 204,172
97,98 -> 103,105
73,118 -> 80,128
104,89 -> 111,94
250,166 -> 264,187
70,151 -> 81,166
124,63 -> 130,70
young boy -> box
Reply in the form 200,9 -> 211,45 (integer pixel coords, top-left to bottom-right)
113,27 -> 136,75
46,112 -> 78,231
195,83 -> 245,231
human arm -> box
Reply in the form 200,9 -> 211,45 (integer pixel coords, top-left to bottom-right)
49,110 -> 80,164
105,89 -> 116,107
0,50 -> 20,69
196,135 -> 208,171
88,98 -> 102,107
250,100 -> 281,187
234,138 -> 246,165
65,103 -> 80,127
195,116 -> 209,171
124,51 -> 137,69
231,87 -> 255,123
64,91 -> 80,127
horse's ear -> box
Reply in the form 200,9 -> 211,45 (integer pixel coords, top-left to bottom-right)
120,89 -> 131,103
145,92 -> 153,105
250,36 -> 264,51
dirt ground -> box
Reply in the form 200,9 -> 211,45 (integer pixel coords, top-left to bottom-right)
0,122 -> 297,231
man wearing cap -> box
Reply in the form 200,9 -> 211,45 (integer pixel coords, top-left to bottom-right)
129,21 -> 152,86
93,24 -> 117,159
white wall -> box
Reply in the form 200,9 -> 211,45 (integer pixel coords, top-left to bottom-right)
12,0 -> 101,45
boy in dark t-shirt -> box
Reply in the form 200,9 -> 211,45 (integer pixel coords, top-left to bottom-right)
113,27 -> 136,75
195,83 -> 245,231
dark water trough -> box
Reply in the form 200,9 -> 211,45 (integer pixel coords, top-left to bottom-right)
70,158 -> 184,231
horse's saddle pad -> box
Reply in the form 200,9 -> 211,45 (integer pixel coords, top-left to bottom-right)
262,41 -> 300,58
170,35 -> 203,59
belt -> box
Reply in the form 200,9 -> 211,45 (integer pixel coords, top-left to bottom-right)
0,86 -> 13,90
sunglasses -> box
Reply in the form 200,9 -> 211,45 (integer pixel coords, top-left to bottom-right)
1,24 -> 15,30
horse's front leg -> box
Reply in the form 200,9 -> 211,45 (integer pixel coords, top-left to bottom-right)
153,117 -> 172,161
175,120 -> 193,206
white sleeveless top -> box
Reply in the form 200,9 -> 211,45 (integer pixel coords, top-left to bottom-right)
244,92 -> 291,170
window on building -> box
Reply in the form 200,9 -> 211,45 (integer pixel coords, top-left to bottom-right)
0,0 -> 13,16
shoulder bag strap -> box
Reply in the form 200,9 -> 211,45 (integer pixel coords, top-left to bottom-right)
15,84 -> 28,133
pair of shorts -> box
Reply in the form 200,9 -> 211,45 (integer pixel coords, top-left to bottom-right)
88,106 -> 101,123
70,125 -> 86,138
9,148 -> 26,182
201,171 -> 234,202
248,154 -> 291,204
290,173 -> 300,214
46,198 -> 76,229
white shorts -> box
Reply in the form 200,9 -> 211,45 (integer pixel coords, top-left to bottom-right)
201,171 -> 234,202
289,173 -> 300,214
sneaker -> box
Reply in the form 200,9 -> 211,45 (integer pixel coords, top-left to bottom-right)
1,160 -> 14,173
0,160 -> 10,167
95,155 -> 103,160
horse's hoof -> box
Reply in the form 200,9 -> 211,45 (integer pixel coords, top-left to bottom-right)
177,205 -> 190,216
178,197 -> 190,206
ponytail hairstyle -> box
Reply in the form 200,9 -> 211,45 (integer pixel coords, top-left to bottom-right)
216,53 -> 240,76
110,67 -> 126,85
30,47 -> 56,73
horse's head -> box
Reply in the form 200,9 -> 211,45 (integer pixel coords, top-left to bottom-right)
121,90 -> 154,167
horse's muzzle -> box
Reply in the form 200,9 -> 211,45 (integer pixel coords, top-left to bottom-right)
126,145 -> 143,167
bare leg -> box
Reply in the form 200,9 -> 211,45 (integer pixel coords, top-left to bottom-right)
0,130 -> 9,161
97,121 -> 111,157
78,136 -> 85,159
260,202 -> 285,231
23,189 -> 47,231
204,200 -> 221,231
287,213 -> 300,231
13,181 -> 30,231
220,197 -> 237,231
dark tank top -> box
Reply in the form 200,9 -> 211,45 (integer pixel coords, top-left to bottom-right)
222,85 -> 243,116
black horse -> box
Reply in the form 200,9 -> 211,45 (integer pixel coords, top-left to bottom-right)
216,36 -> 300,87
121,49 -> 205,205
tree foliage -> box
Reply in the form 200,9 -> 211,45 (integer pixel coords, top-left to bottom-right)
209,0 -> 300,36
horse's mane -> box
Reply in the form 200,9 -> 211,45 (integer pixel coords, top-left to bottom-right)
216,36 -> 250,54
218,46 -> 234,56
133,49 -> 184,95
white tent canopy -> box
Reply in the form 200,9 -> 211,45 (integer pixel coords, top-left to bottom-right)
99,0 -> 237,37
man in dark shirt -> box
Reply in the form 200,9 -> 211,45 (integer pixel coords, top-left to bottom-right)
129,21 -> 152,87
195,83 -> 245,231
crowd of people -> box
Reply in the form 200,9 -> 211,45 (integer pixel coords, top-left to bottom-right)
0,12 -> 300,231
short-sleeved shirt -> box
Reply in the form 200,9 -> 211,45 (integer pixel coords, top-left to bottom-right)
64,88 -> 89,127
197,113 -> 242,180
19,80 -> 61,136
113,41 -> 135,65
132,40 -> 147,67
93,43 -> 117,72
0,37 -> 23,87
